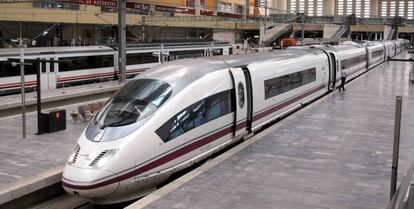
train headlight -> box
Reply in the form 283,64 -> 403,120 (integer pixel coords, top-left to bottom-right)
89,149 -> 119,168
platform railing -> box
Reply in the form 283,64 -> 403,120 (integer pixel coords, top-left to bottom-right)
387,162 -> 414,209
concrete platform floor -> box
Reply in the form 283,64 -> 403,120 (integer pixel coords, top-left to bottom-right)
0,101 -> 104,187
133,52 -> 414,209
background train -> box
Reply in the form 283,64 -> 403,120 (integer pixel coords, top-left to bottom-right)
0,42 -> 232,95
62,39 -> 409,204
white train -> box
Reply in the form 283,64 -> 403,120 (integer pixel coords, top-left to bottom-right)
62,39 -> 409,204
0,42 -> 232,95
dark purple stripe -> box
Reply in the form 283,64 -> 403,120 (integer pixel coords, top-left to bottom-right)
235,122 -> 246,131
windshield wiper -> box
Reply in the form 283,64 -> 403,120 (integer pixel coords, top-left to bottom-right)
106,110 -> 138,127
102,100 -> 151,127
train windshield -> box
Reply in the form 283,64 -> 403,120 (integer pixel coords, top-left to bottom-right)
94,79 -> 172,128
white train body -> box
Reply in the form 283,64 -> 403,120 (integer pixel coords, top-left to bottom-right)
384,41 -> 397,58
365,42 -> 386,69
0,43 -> 232,95
334,44 -> 367,80
62,39 -> 409,204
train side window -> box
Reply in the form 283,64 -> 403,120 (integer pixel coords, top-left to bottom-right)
156,90 -> 233,143
212,49 -> 223,56
126,53 -> 159,65
169,50 -> 204,60
341,55 -> 365,69
264,68 -> 316,100
59,55 -> 114,72
0,61 -> 37,77
372,50 -> 383,58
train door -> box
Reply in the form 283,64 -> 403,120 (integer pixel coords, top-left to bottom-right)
329,53 -> 338,88
40,57 -> 57,90
223,47 -> 229,55
162,51 -> 169,62
47,57 -> 57,90
229,67 -> 252,138
394,42 -> 397,55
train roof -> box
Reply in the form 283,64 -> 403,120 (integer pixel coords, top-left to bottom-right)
302,44 -> 366,55
136,49 -> 325,96
365,41 -> 385,48
0,43 -> 232,58
213,48 -> 323,66
0,46 -> 113,57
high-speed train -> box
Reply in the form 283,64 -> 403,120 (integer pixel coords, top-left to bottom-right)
0,42 -> 232,95
62,39 -> 409,204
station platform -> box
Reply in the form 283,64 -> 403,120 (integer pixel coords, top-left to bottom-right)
129,52 -> 414,209
0,95 -> 109,204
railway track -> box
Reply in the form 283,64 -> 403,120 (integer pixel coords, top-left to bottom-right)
28,193 -> 137,209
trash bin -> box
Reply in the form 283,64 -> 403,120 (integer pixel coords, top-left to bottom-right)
40,109 -> 66,133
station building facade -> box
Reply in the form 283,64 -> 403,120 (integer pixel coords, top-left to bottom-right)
1,0 -> 414,47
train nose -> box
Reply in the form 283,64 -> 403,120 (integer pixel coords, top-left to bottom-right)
62,164 -> 119,199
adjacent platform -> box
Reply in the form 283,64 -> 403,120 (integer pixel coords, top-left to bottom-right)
0,98 -> 108,204
0,81 -> 121,118
130,52 -> 414,209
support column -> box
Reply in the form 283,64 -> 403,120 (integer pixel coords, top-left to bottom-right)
195,0 -> 201,16
362,0 -> 365,17
276,0 -> 287,13
323,0 -> 335,16
304,0 -> 309,16
245,0 -> 250,16
371,0 -> 380,17
396,0 -> 399,17
118,0 -> 126,83
387,0 -> 391,16
353,0 -> 356,15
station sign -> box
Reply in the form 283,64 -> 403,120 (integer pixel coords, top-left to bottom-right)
60,0 -> 117,7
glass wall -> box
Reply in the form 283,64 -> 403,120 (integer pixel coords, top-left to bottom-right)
288,0 -> 323,16
364,0 -> 371,17
316,0 -> 323,16
338,0 -> 344,15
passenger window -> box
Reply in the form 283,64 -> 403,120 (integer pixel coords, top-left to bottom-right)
127,53 -> 159,65
341,55 -> 365,69
264,68 -> 316,99
156,90 -> 233,143
59,55 -> 114,71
